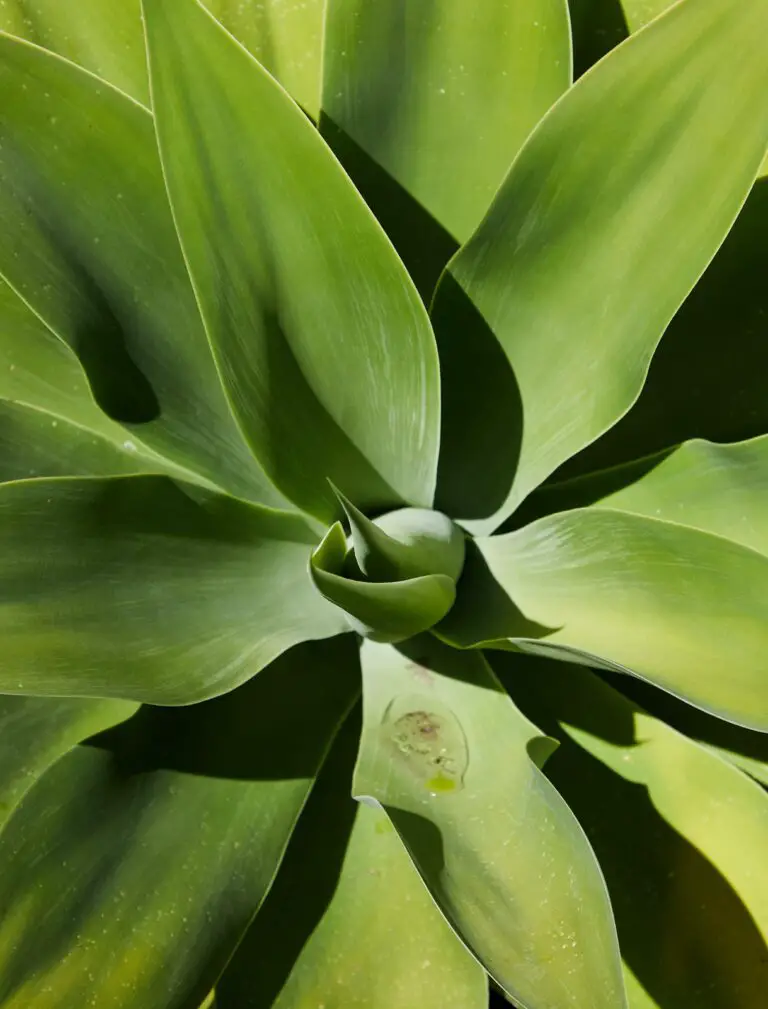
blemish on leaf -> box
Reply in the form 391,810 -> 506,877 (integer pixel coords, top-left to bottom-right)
381,695 -> 468,794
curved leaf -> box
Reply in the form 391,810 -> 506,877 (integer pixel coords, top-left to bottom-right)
0,0 -> 148,101
500,653 -> 768,1008
0,0 -> 324,115
442,509 -> 768,730
599,436 -> 768,557
0,475 -> 346,704
310,523 -> 456,643
355,637 -> 627,1009
0,31 -> 287,507
216,710 -> 487,1008
206,0 -> 324,117
335,490 -> 465,582
0,694 -> 136,832
322,0 -> 571,291
142,0 -> 440,523
0,637 -> 358,1009
433,0 -> 768,531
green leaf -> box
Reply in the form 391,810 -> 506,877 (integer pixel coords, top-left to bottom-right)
206,0 -> 325,118
0,637 -> 359,1009
0,694 -> 136,832
0,279 -> 185,480
556,176 -> 768,485
598,436 -> 768,556
215,709 -> 487,1009
310,523 -> 456,643
0,475 -> 346,704
441,509 -> 768,730
355,637 -> 627,1009
321,0 -> 571,292
334,488 -> 465,582
142,0 -> 440,523
499,653 -> 768,1008
433,0 -> 768,531
0,31 -> 287,507
0,0 -> 324,115
0,0 -> 148,101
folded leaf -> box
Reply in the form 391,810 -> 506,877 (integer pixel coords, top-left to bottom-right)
143,0 -> 440,522
433,0 -> 768,530
599,436 -> 768,557
216,710 -> 487,1008
499,653 -> 768,1009
0,638 -> 359,1009
0,32 -> 287,506
355,637 -> 627,1009
0,694 -> 136,832
0,476 -> 346,704
442,509 -> 768,730
322,0 -> 570,290
310,523 -> 456,642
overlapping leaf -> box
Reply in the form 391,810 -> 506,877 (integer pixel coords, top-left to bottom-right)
143,0 -> 440,523
0,31 -> 287,505
322,0 -> 571,292
440,508 -> 768,730
356,637 -> 627,1009
215,711 -> 487,1008
433,0 -> 768,530
0,475 -> 346,703
0,694 -> 136,832
500,653 -> 768,1008
0,638 -> 358,1009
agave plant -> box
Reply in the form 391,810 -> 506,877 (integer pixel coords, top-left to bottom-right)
0,0 -> 767,1006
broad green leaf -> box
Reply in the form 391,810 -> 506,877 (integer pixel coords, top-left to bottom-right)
143,0 -> 440,523
322,0 -> 571,292
617,2 -> 768,178
0,0 -> 324,114
0,695 -> 136,831
356,637 -> 627,1009
0,475 -> 346,704
0,0 -> 148,101
206,0 -> 325,118
0,279 -> 184,480
555,176 -> 768,484
432,0 -> 768,531
499,653 -> 768,1009
310,523 -> 456,642
0,31 -> 287,507
0,637 -> 359,1009
599,436 -> 768,556
606,674 -> 768,790
216,711 -> 487,1008
441,509 -> 768,730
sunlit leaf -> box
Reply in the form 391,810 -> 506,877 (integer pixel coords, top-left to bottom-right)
216,711 -> 487,1008
432,0 -> 768,530
355,637 -> 627,1009
143,0 -> 440,523
322,0 -> 571,293
499,653 -> 768,1009
0,31 -> 287,506
0,475 -> 346,703
439,508 -> 768,730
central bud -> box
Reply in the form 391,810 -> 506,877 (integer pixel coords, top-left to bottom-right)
309,491 -> 466,643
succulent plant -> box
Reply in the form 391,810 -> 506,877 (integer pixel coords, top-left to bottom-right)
0,0 -> 767,1006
